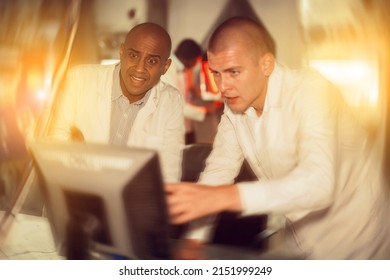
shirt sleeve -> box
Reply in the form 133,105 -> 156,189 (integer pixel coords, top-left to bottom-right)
198,110 -> 245,185
185,108 -> 246,241
158,86 -> 185,183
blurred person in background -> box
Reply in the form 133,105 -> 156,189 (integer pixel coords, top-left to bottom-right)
166,17 -> 390,259
48,22 -> 185,182
162,38 -> 206,144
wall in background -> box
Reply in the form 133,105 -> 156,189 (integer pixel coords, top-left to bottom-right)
168,0 -> 305,68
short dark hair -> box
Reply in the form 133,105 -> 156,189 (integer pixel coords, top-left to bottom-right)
175,39 -> 202,61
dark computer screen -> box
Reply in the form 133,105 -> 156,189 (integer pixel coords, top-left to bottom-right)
31,141 -> 172,259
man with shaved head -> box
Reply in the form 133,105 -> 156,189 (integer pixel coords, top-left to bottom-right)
166,17 -> 390,259
49,22 -> 185,182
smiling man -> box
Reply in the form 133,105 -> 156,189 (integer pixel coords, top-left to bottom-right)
119,24 -> 171,103
48,23 -> 185,182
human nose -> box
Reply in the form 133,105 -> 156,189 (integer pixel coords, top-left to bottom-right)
134,58 -> 146,72
217,74 -> 230,93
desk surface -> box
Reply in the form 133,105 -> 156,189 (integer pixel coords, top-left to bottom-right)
0,213 -> 297,260
0,213 -> 63,260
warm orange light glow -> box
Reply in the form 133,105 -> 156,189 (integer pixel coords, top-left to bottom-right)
36,89 -> 47,101
201,60 -> 219,94
0,61 -> 22,106
26,67 -> 43,93
310,59 -> 378,106
310,59 -> 380,128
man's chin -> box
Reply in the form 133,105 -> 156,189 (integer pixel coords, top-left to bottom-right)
227,104 -> 246,115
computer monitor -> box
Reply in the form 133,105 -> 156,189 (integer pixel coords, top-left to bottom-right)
30,141 -> 172,260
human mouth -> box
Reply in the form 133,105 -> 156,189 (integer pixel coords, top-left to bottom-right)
224,96 -> 239,103
130,75 -> 146,82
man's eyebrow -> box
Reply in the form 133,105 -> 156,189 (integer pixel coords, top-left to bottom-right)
127,48 -> 140,54
209,66 -> 241,73
127,48 -> 161,59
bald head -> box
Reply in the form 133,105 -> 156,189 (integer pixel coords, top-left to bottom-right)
208,17 -> 276,59
119,22 -> 173,103
125,22 -> 172,61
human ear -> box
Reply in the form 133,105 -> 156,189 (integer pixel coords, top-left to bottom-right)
162,58 -> 172,74
119,43 -> 124,58
261,53 -> 275,77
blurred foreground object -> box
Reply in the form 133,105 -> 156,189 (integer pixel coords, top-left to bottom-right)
0,0 -> 82,249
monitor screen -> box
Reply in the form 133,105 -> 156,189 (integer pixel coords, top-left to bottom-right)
30,141 -> 172,260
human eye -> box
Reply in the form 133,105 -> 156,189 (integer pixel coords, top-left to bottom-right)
128,51 -> 139,59
147,57 -> 160,65
230,69 -> 240,76
210,70 -> 220,77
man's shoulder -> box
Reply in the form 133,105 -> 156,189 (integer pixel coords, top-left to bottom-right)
275,63 -> 336,101
156,79 -> 181,97
284,64 -> 332,88
68,63 -> 116,77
